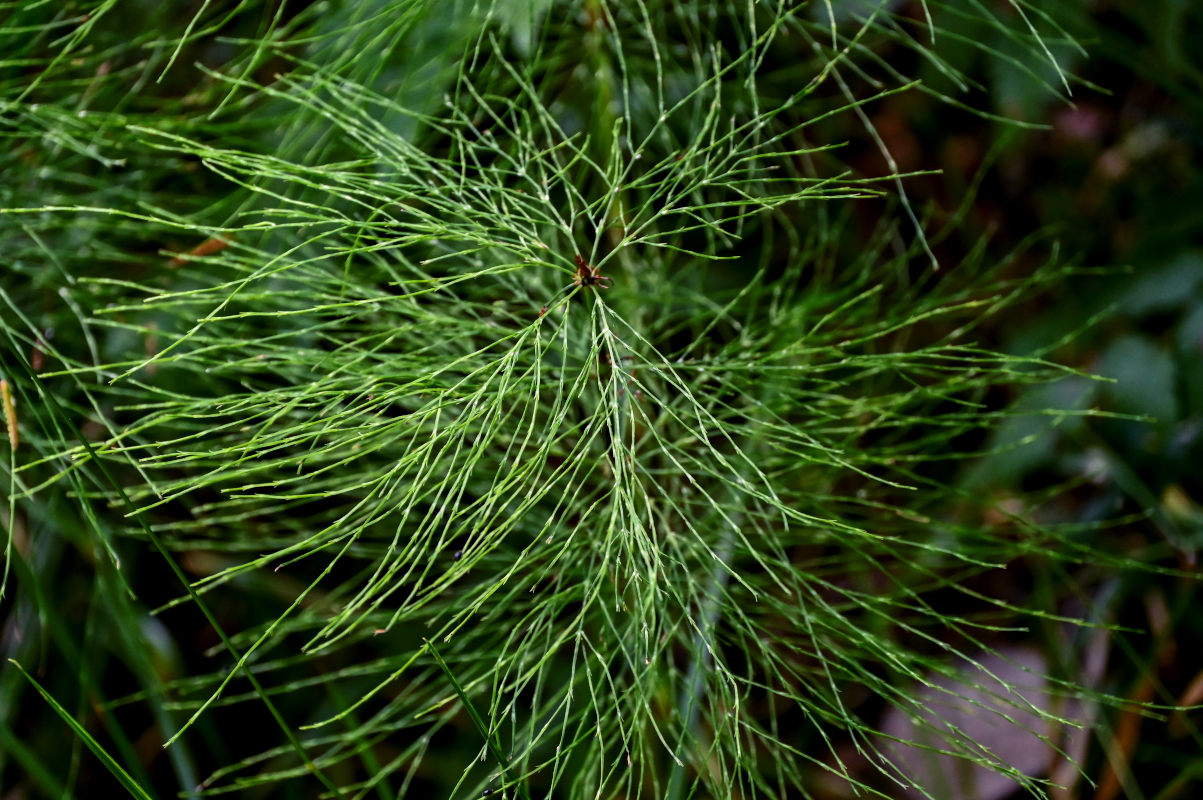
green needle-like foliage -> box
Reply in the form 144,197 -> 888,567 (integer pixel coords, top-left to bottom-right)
1,2 -> 1140,799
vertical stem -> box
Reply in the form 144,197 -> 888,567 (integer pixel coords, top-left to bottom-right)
665,519 -> 737,800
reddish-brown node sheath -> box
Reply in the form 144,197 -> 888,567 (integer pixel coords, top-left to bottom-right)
573,254 -> 613,289
169,234 -> 233,268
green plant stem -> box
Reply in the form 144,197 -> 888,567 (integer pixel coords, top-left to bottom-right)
666,519 -> 737,800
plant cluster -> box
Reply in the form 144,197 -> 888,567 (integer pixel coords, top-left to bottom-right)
0,2 -> 1158,799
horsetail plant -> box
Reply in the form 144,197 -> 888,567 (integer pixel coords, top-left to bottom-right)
2,2 -> 1132,799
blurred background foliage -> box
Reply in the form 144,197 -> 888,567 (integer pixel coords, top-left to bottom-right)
2,0 -> 1203,799
797,3 -> 1203,798
929,1 -> 1203,797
